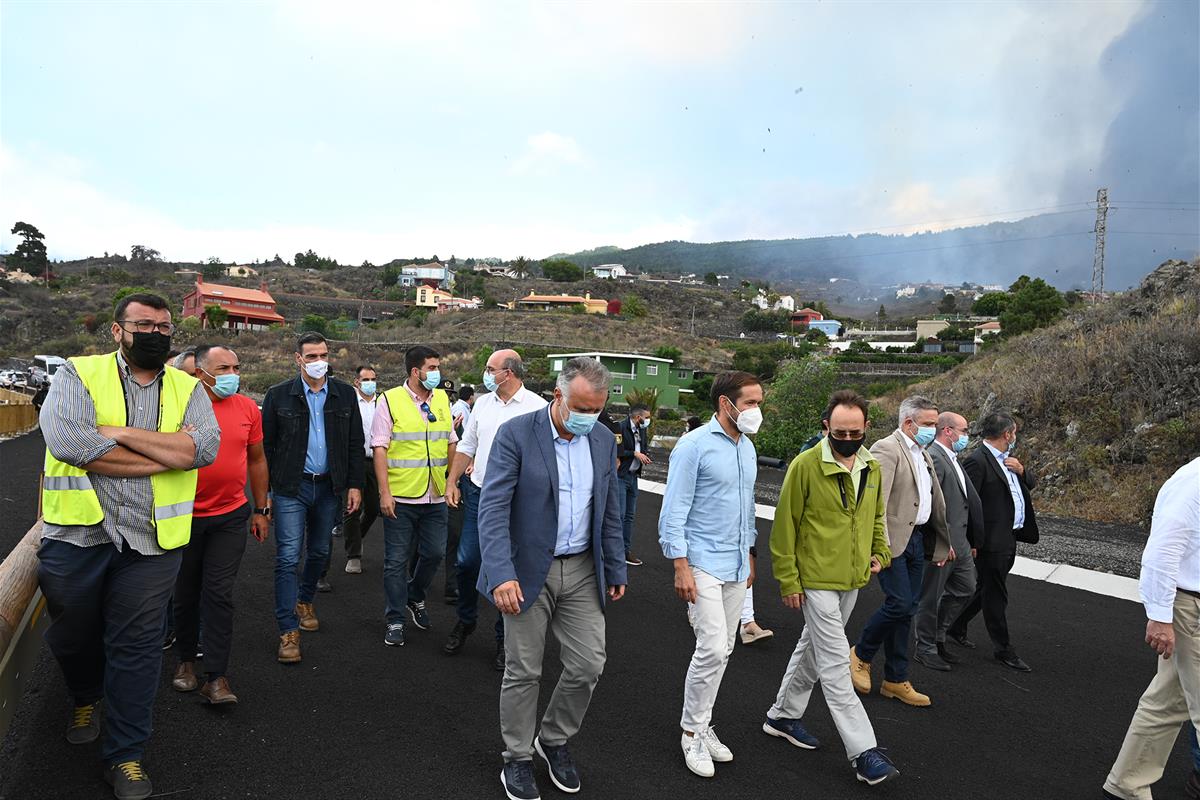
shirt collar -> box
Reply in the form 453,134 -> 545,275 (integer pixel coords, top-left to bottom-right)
358,393 -> 376,405
821,436 -> 869,472
501,386 -> 529,406
899,429 -> 921,452
548,404 -> 569,443
705,414 -> 740,445
984,441 -> 1007,459
306,382 -> 327,396
935,440 -> 957,459
115,349 -> 164,384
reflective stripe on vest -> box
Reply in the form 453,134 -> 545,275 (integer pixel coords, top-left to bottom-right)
383,386 -> 451,498
41,352 -> 201,550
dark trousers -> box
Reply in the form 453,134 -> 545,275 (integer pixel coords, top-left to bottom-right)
444,478 -> 462,596
454,477 -> 504,640
174,504 -> 250,679
38,538 -> 182,764
949,550 -> 1016,656
342,463 -> 379,560
383,502 -> 448,624
617,470 -> 639,553
855,529 -> 926,683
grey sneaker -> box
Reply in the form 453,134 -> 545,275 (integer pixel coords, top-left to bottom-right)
66,700 -> 101,745
345,558 -> 362,574
104,760 -> 153,800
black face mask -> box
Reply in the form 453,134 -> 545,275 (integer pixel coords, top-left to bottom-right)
123,332 -> 172,370
830,436 -> 866,458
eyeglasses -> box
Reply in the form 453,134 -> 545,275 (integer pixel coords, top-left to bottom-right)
484,366 -> 509,376
420,401 -> 437,423
119,320 -> 176,335
828,430 -> 866,441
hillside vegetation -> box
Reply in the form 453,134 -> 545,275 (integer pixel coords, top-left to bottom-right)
886,259 -> 1199,526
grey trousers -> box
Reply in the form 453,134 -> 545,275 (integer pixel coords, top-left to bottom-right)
914,546 -> 976,655
500,552 -> 606,762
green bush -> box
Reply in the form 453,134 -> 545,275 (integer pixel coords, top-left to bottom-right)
299,314 -> 328,335
754,359 -> 841,460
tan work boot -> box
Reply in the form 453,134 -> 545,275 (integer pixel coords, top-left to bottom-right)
880,680 -> 931,707
850,646 -> 872,695
277,630 -> 302,663
740,621 -> 775,645
172,661 -> 198,692
296,602 -> 319,631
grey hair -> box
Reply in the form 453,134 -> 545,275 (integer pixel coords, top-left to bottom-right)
172,347 -> 197,370
898,394 -> 938,427
556,357 -> 610,399
980,411 -> 1017,439
502,354 -> 527,380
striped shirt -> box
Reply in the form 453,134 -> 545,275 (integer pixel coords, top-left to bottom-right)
40,352 -> 221,555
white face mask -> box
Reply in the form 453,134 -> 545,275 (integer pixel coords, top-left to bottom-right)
303,360 -> 329,380
726,401 -> 763,435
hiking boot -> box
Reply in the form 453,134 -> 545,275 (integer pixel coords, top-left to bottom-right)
850,646 -> 872,694
296,602 -> 319,631
277,630 -> 301,663
880,680 -> 931,707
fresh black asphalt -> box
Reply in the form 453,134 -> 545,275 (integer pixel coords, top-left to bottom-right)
0,429 -> 1194,799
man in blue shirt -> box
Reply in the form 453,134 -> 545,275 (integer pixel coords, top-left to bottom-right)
659,370 -> 762,779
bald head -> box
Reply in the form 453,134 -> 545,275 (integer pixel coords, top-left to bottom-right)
485,348 -> 525,397
936,411 -> 968,449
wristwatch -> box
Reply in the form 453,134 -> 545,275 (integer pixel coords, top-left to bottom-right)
254,506 -> 272,517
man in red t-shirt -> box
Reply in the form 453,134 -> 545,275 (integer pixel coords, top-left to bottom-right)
170,344 -> 270,705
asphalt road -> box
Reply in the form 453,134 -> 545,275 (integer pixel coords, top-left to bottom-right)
1,429 -> 1192,800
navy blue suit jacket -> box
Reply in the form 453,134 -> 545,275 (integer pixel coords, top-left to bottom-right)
477,407 -> 627,613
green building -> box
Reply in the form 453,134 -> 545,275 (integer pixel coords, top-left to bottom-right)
547,351 -> 683,407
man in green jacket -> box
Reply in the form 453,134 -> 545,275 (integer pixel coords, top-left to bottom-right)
761,389 -> 900,787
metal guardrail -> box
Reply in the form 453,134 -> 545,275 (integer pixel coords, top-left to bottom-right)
0,520 -> 45,740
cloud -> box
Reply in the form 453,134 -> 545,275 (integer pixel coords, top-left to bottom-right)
509,132 -> 585,176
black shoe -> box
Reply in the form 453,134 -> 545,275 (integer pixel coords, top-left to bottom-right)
501,760 -> 540,800
443,621 -> 476,655
535,737 -> 581,793
162,630 -> 176,651
914,650 -> 951,672
407,600 -> 431,630
495,641 -> 506,672
384,623 -> 406,647
624,552 -> 643,566
317,578 -> 332,593
948,632 -> 976,649
996,652 -> 1031,672
65,701 -> 102,745
937,643 -> 961,664
104,760 -> 153,800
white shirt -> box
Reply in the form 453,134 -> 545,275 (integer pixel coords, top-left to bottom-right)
451,398 -> 472,432
901,431 -> 933,526
1139,457 -> 1200,624
357,394 -> 376,456
984,442 -> 1026,529
458,386 -> 548,489
935,440 -> 968,496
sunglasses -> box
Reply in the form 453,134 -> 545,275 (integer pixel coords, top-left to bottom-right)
420,401 -> 437,423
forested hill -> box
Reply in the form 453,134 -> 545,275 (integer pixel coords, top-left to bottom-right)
553,208 -> 1198,290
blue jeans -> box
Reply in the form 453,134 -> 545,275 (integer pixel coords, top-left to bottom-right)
454,478 -> 504,640
273,480 -> 339,633
383,503 -> 448,624
618,471 -> 639,553
855,529 -> 926,683
37,539 -> 181,764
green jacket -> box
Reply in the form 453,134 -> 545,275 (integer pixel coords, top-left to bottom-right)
770,439 -> 892,595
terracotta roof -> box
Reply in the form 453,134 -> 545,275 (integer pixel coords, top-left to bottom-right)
793,307 -> 822,315
189,281 -> 276,305
975,321 -> 1001,330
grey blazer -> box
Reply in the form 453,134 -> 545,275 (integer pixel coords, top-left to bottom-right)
928,443 -> 984,552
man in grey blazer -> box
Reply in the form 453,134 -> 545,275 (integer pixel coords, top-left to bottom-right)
478,357 -> 628,800
914,411 -> 983,671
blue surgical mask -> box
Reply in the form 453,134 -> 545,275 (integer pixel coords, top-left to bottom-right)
359,380 -> 377,396
953,434 -> 969,453
914,426 -> 937,447
640,418 -> 650,429
482,372 -> 498,392
1007,437 -> 1017,453
421,370 -> 441,391
563,404 -> 600,436
203,370 -> 240,399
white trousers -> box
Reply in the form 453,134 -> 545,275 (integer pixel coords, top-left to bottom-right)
689,584 -> 756,625
768,588 -> 877,760
1104,592 -> 1200,800
681,567 -> 748,733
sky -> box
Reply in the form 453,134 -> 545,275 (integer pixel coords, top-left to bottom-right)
1,0 -> 1196,265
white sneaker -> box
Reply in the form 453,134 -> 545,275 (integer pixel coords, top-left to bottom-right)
700,727 -> 733,762
345,558 -> 362,574
681,732 -> 714,778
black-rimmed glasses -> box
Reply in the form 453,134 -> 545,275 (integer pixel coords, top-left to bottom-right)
119,320 -> 176,335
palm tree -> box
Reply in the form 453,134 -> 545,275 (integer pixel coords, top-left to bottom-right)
511,256 -> 530,278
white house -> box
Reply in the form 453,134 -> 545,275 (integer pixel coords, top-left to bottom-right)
224,265 -> 259,278
593,264 -> 627,279
773,295 -> 796,312
752,291 -> 770,310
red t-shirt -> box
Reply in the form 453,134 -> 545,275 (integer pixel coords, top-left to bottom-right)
194,393 -> 263,517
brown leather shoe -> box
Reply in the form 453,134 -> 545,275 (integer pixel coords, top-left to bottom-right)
277,630 -> 302,663
199,677 -> 239,705
296,602 -> 319,631
172,661 -> 198,692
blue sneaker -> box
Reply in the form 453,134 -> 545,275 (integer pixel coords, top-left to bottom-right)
407,600 -> 431,630
535,737 -> 581,793
501,759 -> 541,800
762,716 -> 820,750
384,623 -> 405,647
853,747 -> 899,786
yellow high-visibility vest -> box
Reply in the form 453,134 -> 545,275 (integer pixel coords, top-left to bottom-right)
382,386 -> 451,498
41,352 -> 200,549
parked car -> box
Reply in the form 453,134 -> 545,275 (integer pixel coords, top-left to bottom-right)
0,370 -> 20,388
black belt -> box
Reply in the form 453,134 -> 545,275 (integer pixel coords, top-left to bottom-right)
301,472 -> 331,483
1180,587 -> 1200,600
554,549 -> 591,560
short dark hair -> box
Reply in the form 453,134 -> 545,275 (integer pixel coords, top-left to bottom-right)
193,344 -> 234,370
458,385 -> 474,401
710,370 -> 760,410
630,404 -> 649,415
980,411 -> 1017,439
296,331 -> 327,352
355,364 -> 376,378
114,292 -> 169,321
405,345 -> 440,375
823,389 -> 869,426
686,415 -> 702,431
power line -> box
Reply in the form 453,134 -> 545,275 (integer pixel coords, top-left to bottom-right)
1109,230 -> 1200,236
1109,199 -> 1200,206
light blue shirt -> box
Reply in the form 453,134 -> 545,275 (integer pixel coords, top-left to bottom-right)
549,406 -> 593,555
984,441 -> 1025,529
658,415 -> 758,582
304,382 -> 329,475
